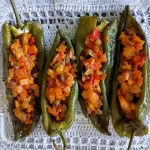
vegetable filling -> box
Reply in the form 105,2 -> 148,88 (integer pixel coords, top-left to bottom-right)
46,41 -> 77,121
117,27 -> 147,119
79,29 -> 107,115
8,33 -> 39,124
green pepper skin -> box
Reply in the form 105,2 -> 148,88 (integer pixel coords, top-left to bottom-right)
111,5 -> 149,138
102,20 -> 118,105
75,16 -> 118,135
41,30 -> 78,149
2,12 -> 45,141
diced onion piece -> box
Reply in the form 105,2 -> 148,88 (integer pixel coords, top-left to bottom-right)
16,85 -> 23,94
20,78 -> 29,85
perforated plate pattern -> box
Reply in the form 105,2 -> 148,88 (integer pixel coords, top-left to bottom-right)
0,0 -> 150,149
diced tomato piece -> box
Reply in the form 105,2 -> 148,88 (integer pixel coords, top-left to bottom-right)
57,51 -> 65,61
131,70 -> 142,80
18,57 -> 31,70
15,68 -> 28,80
66,61 -> 71,69
29,36 -> 35,45
132,35 -> 144,45
100,54 -> 107,63
127,79 -> 134,86
132,53 -> 147,68
28,45 -> 38,55
119,32 -> 129,46
23,84 -> 30,89
89,75 -> 94,84
86,41 -> 95,49
136,77 -> 143,87
46,88 -> 55,103
86,57 -> 95,65
135,43 -> 143,51
123,46 -> 136,58
83,82 -> 93,91
121,82 -> 130,93
130,84 -> 141,94
65,75 -> 74,86
89,29 -> 101,40
47,105 -> 57,117
54,87 -> 64,100
92,62 -> 101,70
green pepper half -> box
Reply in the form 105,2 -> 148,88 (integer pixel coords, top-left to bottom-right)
2,0 -> 45,140
41,30 -> 78,150
75,16 -> 118,135
111,5 -> 149,149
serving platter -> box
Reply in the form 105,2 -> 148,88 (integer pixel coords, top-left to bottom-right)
0,0 -> 150,149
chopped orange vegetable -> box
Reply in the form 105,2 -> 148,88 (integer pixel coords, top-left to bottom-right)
123,46 -> 136,58
119,32 -> 129,46
46,41 -> 76,121
79,28 -> 107,115
26,105 -> 34,113
8,33 -> 39,124
117,27 -> 147,120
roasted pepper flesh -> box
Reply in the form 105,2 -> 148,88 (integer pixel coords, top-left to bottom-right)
117,28 -> 147,120
46,41 -> 77,121
79,28 -> 107,115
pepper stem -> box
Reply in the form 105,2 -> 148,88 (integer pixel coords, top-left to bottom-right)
52,131 -> 66,150
10,0 -> 24,28
127,130 -> 136,150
